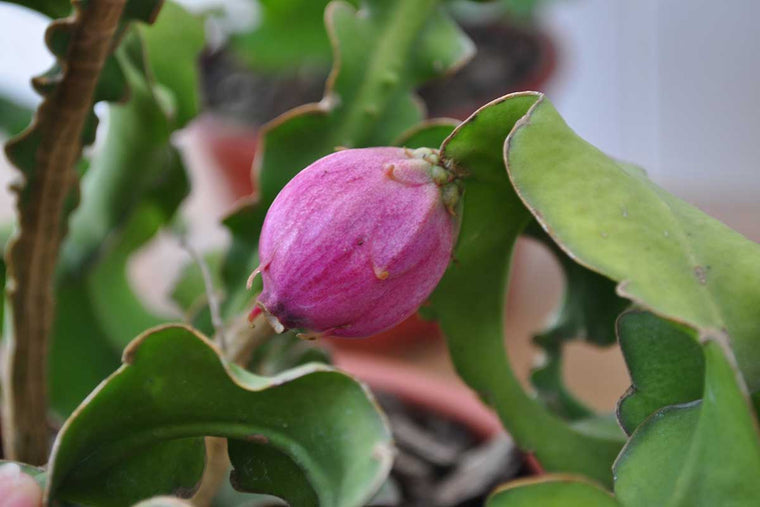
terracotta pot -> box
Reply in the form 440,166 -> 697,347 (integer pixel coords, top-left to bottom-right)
193,115 -> 258,201
323,313 -> 442,355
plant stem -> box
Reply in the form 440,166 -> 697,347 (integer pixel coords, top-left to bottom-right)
332,0 -> 440,147
2,0 -> 126,465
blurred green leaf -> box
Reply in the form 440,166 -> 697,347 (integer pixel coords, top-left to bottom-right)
394,119 -> 458,148
506,97 -> 760,393
49,280 -> 122,416
51,12 -> 203,415
487,476 -> 620,506
433,92 -> 623,487
616,310 -> 704,435
138,1 -> 205,127
52,143 -> 189,416
4,0 -> 71,19
59,437 -> 206,506
0,95 -> 33,137
247,332 -> 331,377
569,413 -> 625,442
46,325 -> 392,506
170,250 -> 224,336
171,251 -> 224,313
228,441 -> 318,506
222,0 -> 473,317
229,0 -> 357,72
613,340 -> 760,506
63,31 -> 185,268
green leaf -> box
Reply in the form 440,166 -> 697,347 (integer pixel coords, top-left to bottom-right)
228,441 -> 318,506
50,22 -> 201,415
138,1 -> 205,128
433,92 -> 623,487
505,97 -> 760,392
0,95 -> 33,137
613,339 -> 760,506
170,250 -> 224,336
46,325 -> 392,506
570,413 -> 625,442
171,252 -> 224,314
57,437 -> 206,506
49,280 -> 122,417
527,224 -> 628,420
247,331 -> 332,377
4,0 -> 71,19
51,144 -> 189,415
228,0 -> 357,72
222,0 -> 473,316
62,35 -> 181,269
487,476 -> 620,506
220,202 -> 262,319
616,310 -> 705,435
394,119 -> 459,149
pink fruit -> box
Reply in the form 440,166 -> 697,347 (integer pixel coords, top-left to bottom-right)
0,464 -> 42,507
251,147 -> 461,338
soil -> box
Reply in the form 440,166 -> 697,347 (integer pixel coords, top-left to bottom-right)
372,393 -> 530,507
200,19 -> 548,126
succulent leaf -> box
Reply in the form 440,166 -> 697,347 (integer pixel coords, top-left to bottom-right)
432,92 -> 624,487
506,98 -> 760,393
613,340 -> 760,506
615,311 -> 704,435
487,476 -> 620,507
46,325 -> 392,506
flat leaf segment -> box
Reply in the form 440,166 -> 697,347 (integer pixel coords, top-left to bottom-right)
46,326 -> 392,506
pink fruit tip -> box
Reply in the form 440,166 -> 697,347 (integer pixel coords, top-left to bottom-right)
250,147 -> 461,338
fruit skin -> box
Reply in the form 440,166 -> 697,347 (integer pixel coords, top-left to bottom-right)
253,147 -> 460,338
0,463 -> 43,507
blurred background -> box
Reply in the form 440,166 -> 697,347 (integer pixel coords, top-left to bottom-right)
1,0 -> 758,412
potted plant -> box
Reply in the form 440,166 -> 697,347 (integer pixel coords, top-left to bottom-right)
1,0 -> 759,506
